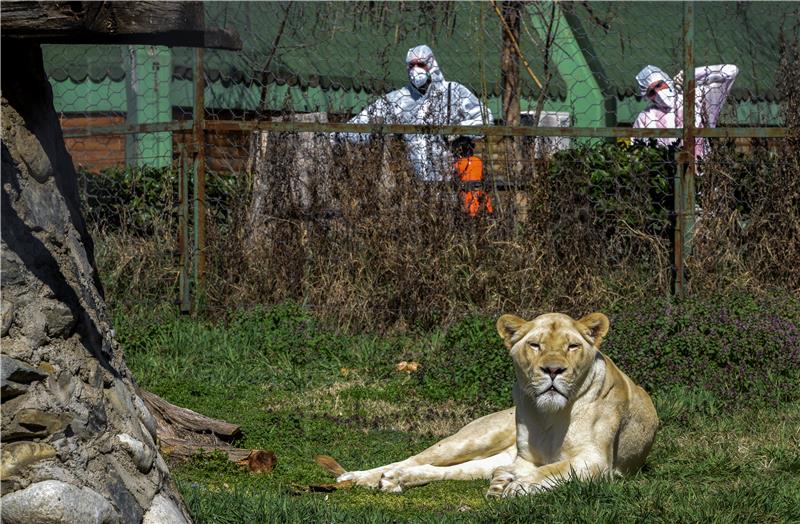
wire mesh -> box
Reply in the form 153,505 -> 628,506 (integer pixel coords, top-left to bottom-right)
41,1 -> 800,323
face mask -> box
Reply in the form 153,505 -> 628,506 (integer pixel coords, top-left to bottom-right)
409,66 -> 430,89
651,82 -> 676,111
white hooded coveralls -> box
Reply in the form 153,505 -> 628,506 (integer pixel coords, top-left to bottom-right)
337,45 -> 492,182
633,64 -> 739,159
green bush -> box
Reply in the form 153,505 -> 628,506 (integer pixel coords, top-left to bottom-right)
415,292 -> 800,409
604,291 -> 800,406
78,165 -> 239,234
546,140 -> 675,236
418,315 -> 513,409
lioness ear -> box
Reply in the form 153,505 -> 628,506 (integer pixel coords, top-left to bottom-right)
496,314 -> 528,349
578,312 -> 610,346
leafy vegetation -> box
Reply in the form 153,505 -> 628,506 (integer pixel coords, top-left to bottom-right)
118,295 -> 800,523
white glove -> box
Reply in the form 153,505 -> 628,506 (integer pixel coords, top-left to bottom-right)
673,70 -> 684,93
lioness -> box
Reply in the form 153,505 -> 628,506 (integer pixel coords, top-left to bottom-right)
336,312 -> 659,497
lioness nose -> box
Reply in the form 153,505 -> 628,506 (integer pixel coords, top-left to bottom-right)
542,367 -> 566,379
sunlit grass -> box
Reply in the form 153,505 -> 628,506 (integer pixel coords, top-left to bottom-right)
119,304 -> 800,523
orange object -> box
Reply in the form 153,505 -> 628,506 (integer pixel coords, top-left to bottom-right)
454,156 -> 493,217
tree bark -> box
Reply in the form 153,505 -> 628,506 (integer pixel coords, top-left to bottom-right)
0,41 -> 191,523
500,1 -> 524,182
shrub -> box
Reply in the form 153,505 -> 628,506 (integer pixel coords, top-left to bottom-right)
604,291 -> 800,406
418,315 -> 513,409
416,292 -> 800,409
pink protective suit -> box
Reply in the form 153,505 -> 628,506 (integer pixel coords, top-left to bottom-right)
633,64 -> 739,159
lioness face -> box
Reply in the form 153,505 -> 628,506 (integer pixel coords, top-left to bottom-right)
497,312 -> 610,412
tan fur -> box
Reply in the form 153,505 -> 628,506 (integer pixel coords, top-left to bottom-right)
337,312 -> 659,497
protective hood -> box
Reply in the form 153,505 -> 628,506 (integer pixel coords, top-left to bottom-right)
406,45 -> 445,86
635,65 -> 676,110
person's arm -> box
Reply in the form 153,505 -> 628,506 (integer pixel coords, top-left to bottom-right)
333,96 -> 392,144
694,64 -> 738,127
449,83 -> 492,146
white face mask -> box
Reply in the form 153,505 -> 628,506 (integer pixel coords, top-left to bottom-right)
652,82 -> 676,111
409,66 -> 430,89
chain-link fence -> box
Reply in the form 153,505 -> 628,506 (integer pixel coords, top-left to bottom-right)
46,1 -> 800,326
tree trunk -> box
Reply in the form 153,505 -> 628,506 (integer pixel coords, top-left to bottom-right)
0,41 -> 190,524
500,1 -> 523,182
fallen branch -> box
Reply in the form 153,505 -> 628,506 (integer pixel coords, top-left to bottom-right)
138,387 -> 275,474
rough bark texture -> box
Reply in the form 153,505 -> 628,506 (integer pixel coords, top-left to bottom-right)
0,41 -> 191,524
2,1 -> 241,49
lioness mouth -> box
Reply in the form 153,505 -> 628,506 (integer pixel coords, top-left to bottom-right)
542,385 -> 565,397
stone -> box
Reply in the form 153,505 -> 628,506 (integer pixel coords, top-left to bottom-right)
14,124 -> 54,183
20,308 -> 48,349
117,433 -> 155,474
143,493 -> 190,524
1,442 -> 57,479
0,478 -> 22,496
1,299 -> 14,336
108,456 -> 158,510
69,401 -> 107,439
1,356 -> 48,401
133,394 -> 158,441
107,477 -> 143,524
1,355 -> 48,383
1,381 -> 28,400
0,479 -> 120,524
3,408 -> 73,440
41,300 -> 75,339
0,338 -> 33,361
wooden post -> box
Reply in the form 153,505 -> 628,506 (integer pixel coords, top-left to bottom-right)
193,47 -> 206,301
178,145 -> 192,313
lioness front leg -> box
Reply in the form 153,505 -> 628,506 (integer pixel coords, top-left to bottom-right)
337,408 -> 516,491
490,451 -> 610,498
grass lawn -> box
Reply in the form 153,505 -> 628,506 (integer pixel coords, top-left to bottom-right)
118,304 -> 800,523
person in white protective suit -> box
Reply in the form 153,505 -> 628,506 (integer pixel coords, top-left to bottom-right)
633,64 -> 738,159
335,45 -> 493,182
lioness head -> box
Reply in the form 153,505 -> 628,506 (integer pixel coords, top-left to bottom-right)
496,312 -> 610,412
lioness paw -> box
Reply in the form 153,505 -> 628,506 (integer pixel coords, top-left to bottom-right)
378,469 -> 405,493
486,471 -> 514,498
503,480 -> 541,497
336,469 -> 384,489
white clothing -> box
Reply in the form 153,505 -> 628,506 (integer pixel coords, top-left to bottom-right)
336,45 -> 492,181
633,64 -> 739,159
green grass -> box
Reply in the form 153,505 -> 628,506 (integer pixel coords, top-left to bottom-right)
118,303 -> 800,523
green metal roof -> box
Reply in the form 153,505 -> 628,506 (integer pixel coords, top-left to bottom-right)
41,1 -> 798,105
171,1 -> 567,99
563,1 -> 799,103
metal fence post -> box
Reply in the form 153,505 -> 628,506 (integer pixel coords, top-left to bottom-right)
178,144 -> 192,313
674,1 -> 696,298
193,47 -> 207,306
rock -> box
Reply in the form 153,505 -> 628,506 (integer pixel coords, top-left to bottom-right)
1,356 -> 48,401
105,379 -> 135,418
20,308 -> 48,349
1,355 -> 48,383
107,477 -> 143,524
69,401 -> 108,439
14,124 -> 54,183
117,433 -> 155,473
0,338 -> 32,361
0,478 -> 21,496
133,394 -> 158,441
0,479 -> 120,524
41,300 -> 75,338
143,494 -> 189,524
1,442 -> 56,478
108,456 -> 158,510
3,408 -> 72,440
1,381 -> 28,400
1,299 -> 14,336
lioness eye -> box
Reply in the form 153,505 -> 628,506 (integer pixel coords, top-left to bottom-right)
568,343 -> 581,351
528,341 -> 540,350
